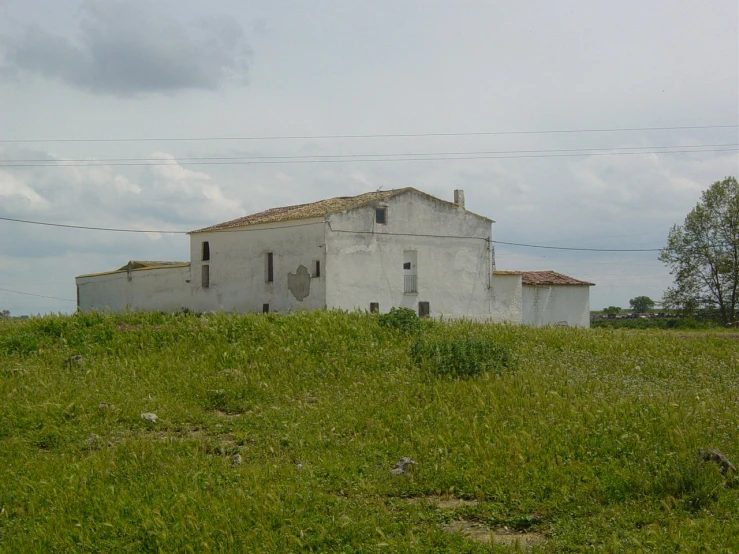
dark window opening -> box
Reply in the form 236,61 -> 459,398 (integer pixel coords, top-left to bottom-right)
266,252 -> 274,283
263,303 -> 270,313
370,302 -> 379,314
403,262 -> 411,270
313,260 -> 321,278
375,208 -> 387,225
202,265 -> 210,288
202,241 -> 210,261
418,301 -> 430,318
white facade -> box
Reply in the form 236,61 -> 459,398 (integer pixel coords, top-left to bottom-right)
76,264 -> 190,312
188,219 -> 326,314
75,188 -> 593,325
523,285 -> 591,328
324,190 -> 493,318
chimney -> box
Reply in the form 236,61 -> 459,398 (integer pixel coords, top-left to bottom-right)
454,189 -> 465,208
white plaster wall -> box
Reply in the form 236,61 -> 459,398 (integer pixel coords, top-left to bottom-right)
188,219 -> 326,313
324,190 -> 497,319
76,266 -> 191,312
490,274 -> 523,324
522,285 -> 591,328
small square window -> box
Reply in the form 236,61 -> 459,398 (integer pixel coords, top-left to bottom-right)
202,241 -> 210,261
403,262 -> 411,270
263,303 -> 270,313
202,265 -> 210,288
418,301 -> 430,318
375,208 -> 387,225
370,302 -> 379,313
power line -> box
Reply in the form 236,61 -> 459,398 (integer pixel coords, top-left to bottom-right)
0,287 -> 76,302
0,216 -> 187,234
0,216 -> 669,252
1,124 -> 736,143
492,240 -> 661,252
2,147 -> 736,168
3,143 -> 735,164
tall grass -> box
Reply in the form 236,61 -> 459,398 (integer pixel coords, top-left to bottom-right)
1,310 -> 738,552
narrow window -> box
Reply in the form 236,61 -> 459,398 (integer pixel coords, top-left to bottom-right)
263,303 -> 270,313
266,252 -> 274,283
202,265 -> 210,288
403,251 -> 417,293
375,207 -> 387,225
202,241 -> 210,261
418,301 -> 430,318
370,302 -> 379,314
313,260 -> 321,278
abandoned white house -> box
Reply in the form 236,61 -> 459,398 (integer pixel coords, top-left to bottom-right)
75,187 -> 594,327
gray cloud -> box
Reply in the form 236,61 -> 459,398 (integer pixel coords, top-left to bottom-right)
0,0 -> 250,95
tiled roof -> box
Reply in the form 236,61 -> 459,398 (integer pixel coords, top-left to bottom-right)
190,187 -> 491,233
117,261 -> 188,271
494,270 -> 595,286
191,189 -> 407,233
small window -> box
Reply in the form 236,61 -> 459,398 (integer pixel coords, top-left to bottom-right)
262,303 -> 269,313
266,252 -> 274,283
202,265 -> 210,288
313,260 -> 321,278
202,241 -> 210,261
403,262 -> 411,270
418,301 -> 430,318
375,207 -> 387,225
370,302 -> 379,314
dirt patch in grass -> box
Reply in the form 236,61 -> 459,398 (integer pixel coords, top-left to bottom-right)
442,521 -> 545,548
215,410 -> 242,418
406,497 -> 479,509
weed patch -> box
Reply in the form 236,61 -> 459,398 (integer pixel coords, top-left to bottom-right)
411,334 -> 513,377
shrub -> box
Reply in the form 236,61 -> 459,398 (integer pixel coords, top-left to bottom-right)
411,334 -> 513,377
378,307 -> 422,334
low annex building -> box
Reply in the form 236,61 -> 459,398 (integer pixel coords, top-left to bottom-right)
75,187 -> 595,327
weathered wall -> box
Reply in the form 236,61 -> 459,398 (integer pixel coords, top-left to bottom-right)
188,219 -> 326,313
490,274 -> 523,324
522,285 -> 591,328
76,265 -> 191,312
324,190 -> 499,320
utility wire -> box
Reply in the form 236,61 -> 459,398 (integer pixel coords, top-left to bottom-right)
2,147 -> 736,168
0,216 -> 187,234
3,143 -> 735,164
1,215 -> 665,252
492,240 -> 661,252
1,124 -> 736,143
0,287 -> 76,302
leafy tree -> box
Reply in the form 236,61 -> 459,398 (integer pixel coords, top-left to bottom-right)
602,306 -> 621,315
659,176 -> 739,324
1,309 -> 10,319
629,296 -> 655,314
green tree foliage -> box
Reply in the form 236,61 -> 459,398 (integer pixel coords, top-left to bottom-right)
1,309 -> 10,319
659,177 -> 739,324
603,306 -> 622,315
629,296 -> 655,314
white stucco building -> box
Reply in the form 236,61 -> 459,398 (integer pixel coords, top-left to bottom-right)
76,188 -> 594,326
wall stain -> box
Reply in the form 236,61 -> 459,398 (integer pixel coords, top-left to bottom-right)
288,265 -> 311,301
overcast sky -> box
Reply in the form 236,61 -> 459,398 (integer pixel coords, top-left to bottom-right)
1,0 -> 737,315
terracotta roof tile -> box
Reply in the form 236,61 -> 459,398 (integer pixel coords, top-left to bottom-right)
522,270 -> 594,286
494,270 -> 595,286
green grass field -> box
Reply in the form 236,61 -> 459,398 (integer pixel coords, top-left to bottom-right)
1,310 -> 738,552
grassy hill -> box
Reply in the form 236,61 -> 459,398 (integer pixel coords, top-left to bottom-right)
1,310 -> 738,552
